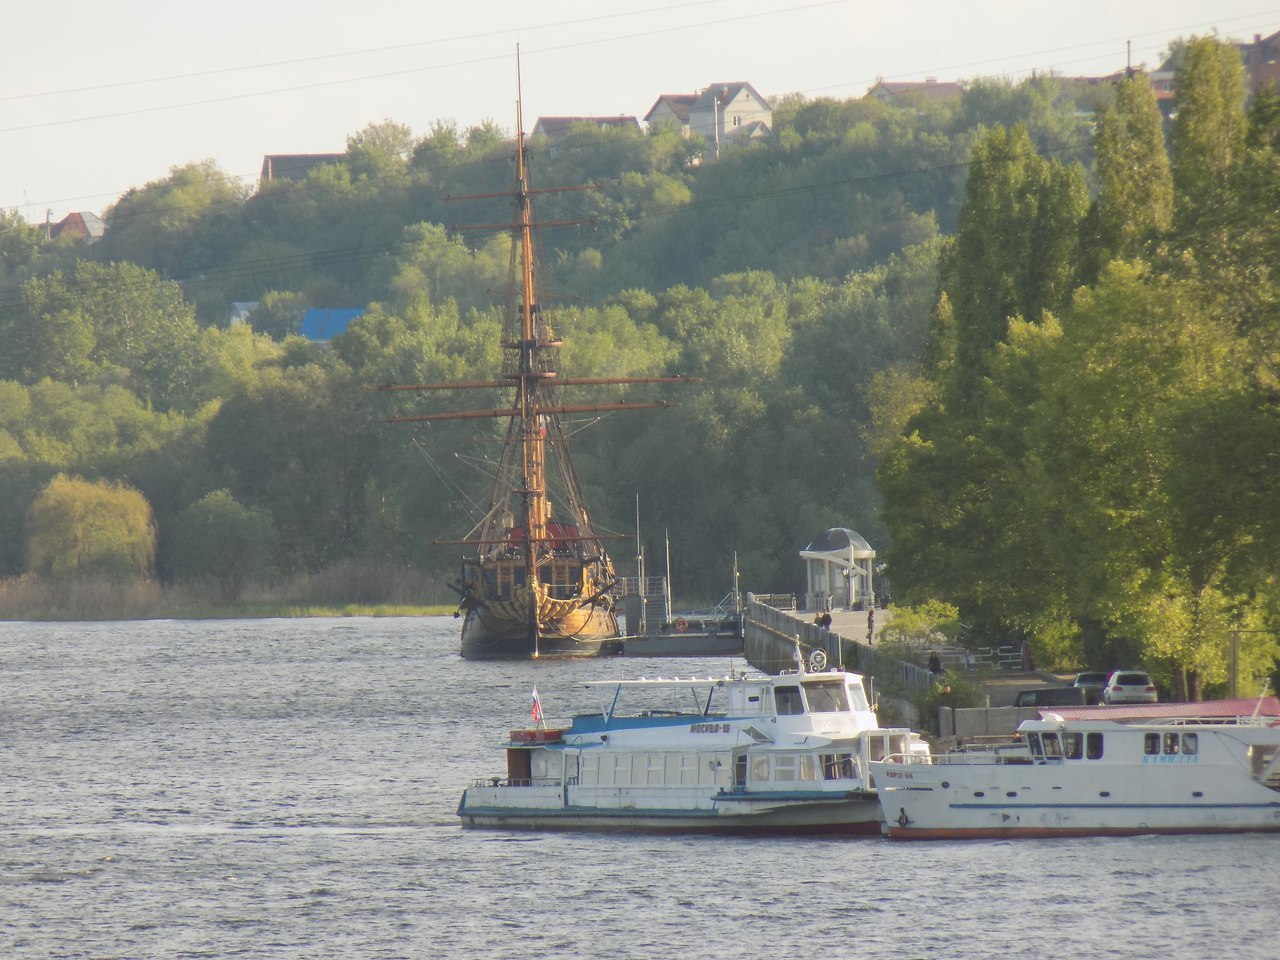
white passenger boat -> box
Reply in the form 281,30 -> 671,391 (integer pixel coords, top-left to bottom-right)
458,660 -> 929,834
871,698 -> 1280,839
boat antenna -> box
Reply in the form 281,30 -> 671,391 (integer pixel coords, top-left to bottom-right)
1251,678 -> 1274,719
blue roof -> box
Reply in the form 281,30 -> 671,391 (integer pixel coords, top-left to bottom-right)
298,308 -> 365,341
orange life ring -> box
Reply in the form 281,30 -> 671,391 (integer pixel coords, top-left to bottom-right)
674,617 -> 689,633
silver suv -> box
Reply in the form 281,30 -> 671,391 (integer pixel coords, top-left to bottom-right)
1102,669 -> 1158,704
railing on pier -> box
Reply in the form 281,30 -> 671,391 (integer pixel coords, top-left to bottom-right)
743,598 -> 935,696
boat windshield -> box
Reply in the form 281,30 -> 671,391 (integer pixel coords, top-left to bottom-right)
802,679 -> 851,713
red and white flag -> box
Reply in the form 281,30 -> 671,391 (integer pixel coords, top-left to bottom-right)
531,686 -> 544,726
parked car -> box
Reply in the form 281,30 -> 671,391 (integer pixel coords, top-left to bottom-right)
1102,669 -> 1158,704
1013,686 -> 1089,708
1072,672 -> 1109,704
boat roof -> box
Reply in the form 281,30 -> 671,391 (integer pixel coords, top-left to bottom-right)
1046,696 -> 1280,721
582,671 -> 859,689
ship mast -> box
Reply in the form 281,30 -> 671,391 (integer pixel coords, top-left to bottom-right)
512,78 -> 549,583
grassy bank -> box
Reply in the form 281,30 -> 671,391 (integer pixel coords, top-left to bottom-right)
0,567 -> 456,621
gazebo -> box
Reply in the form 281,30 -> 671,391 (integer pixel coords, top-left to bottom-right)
800,528 -> 875,611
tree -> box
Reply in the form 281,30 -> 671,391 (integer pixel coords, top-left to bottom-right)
880,126 -> 1087,640
2,262 -> 201,410
0,208 -> 41,278
204,362 -> 381,572
1080,71 -> 1173,281
1025,262 -> 1265,698
1170,36 -> 1247,225
939,124 -> 1087,399
346,120 -> 415,182
167,490 -> 277,601
27,474 -> 156,579
100,159 -> 247,272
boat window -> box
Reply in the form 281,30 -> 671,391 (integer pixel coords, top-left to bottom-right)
821,753 -> 855,779
734,754 -> 747,787
1182,733 -> 1198,756
774,755 -> 796,781
866,737 -> 886,763
1062,733 -> 1083,759
751,756 -> 770,782
774,686 -> 804,715
1144,733 -> 1160,755
1041,733 -> 1062,758
802,680 -> 850,713
1162,732 -> 1180,755
1086,733 -> 1104,759
1025,732 -> 1042,756
848,685 -> 870,711
798,754 -> 819,781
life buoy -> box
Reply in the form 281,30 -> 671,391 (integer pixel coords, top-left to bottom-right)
674,617 -> 689,633
897,807 -> 910,828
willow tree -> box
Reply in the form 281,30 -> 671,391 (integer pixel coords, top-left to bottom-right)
27,474 -> 156,579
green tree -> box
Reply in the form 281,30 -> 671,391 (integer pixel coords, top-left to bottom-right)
204,362 -> 381,572
27,474 -> 156,579
939,124 -> 1087,398
0,208 -> 41,277
99,159 -> 247,272
346,119 -> 415,182
1170,36 -> 1247,225
1081,71 -> 1173,281
1026,262 -> 1263,697
2,262 -> 201,410
167,489 -> 278,601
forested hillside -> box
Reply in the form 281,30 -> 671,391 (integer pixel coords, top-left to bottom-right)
0,47 -> 1275,696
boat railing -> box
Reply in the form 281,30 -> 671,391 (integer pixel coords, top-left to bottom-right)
885,748 -> 1033,767
1164,715 -> 1278,727
471,776 -> 563,789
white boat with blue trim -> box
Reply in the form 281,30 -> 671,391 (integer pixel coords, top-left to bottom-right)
871,697 -> 1280,839
458,659 -> 928,834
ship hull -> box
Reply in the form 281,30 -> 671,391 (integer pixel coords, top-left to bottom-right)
458,787 -> 885,835
460,603 -> 620,659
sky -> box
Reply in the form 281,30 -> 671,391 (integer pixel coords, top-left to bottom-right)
4,0 -> 1279,223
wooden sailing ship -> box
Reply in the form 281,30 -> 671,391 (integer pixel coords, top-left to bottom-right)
381,87 -> 694,659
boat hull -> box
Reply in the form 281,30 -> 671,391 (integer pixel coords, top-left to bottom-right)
460,603 -> 619,659
458,786 -> 884,835
873,758 -> 1280,840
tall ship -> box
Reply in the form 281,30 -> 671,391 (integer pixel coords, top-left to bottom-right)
382,85 -> 693,660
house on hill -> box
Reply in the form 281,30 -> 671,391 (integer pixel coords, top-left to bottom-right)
260,153 -> 345,186
643,93 -> 699,136
48,211 -> 105,242
688,82 -> 772,156
866,78 -> 964,105
1235,30 -> 1280,94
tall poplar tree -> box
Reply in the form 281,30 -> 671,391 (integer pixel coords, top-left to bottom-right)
938,124 -> 1087,405
880,125 -> 1087,636
1170,36 -> 1247,225
1080,71 -> 1173,282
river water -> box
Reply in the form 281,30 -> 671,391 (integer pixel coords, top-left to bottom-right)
1,617 -> 1275,959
